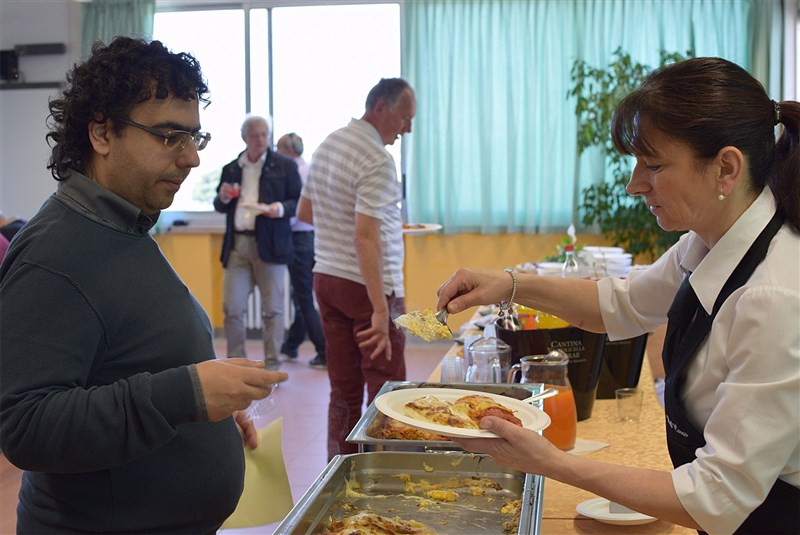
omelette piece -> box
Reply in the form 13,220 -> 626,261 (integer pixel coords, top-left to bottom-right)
394,473 -> 502,494
452,394 -> 523,427
393,309 -> 452,342
425,489 -> 458,502
501,499 -> 522,533
403,395 -> 479,429
380,417 -> 451,441
322,513 -> 437,535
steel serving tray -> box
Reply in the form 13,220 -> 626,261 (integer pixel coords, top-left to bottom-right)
347,381 -> 545,452
273,451 -> 543,534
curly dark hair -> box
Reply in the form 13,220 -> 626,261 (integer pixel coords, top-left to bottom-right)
46,36 -> 210,180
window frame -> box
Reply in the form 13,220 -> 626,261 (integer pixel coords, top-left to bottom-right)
154,0 -> 402,230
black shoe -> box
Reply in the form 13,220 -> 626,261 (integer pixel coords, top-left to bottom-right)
309,355 -> 327,370
280,344 -> 298,360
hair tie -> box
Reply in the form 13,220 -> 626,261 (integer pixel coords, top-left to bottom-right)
773,100 -> 781,125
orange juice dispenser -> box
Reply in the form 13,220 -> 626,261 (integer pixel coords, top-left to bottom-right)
508,351 -> 577,451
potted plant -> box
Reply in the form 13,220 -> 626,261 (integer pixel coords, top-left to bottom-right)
569,48 -> 690,262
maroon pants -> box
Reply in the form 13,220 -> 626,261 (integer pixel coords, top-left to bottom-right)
313,273 -> 406,459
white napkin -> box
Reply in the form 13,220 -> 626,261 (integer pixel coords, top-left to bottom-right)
567,437 -> 609,455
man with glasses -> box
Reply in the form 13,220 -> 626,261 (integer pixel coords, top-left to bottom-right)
214,116 -> 302,371
0,37 -> 286,533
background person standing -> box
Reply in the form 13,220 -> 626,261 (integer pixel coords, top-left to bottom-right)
297,78 -> 416,459
276,132 -> 327,369
214,116 -> 302,370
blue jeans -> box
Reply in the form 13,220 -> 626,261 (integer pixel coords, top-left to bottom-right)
284,231 -> 326,355
223,234 -> 286,368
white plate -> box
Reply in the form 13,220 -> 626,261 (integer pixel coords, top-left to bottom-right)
374,387 -> 551,438
238,202 -> 269,212
402,223 -> 442,235
515,262 -> 538,273
576,498 -> 657,526
583,246 -> 625,254
536,261 -> 564,270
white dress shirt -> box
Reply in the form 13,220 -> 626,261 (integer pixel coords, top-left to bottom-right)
598,187 -> 800,534
234,151 -> 265,232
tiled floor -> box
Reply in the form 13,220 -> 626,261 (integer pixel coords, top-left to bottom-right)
0,337 -> 447,534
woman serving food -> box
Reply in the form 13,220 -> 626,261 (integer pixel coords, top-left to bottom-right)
436,57 -> 799,534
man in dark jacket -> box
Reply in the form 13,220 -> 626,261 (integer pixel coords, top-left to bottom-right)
213,116 -> 302,370
0,37 -> 286,534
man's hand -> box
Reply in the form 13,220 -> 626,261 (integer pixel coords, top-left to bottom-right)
264,202 -> 282,218
233,410 -> 259,449
195,359 -> 287,422
356,309 -> 391,360
219,182 -> 240,204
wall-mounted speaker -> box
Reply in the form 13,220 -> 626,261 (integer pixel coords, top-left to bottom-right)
14,43 -> 66,56
1,50 -> 19,81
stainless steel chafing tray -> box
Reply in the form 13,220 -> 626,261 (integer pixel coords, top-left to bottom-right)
273,451 -> 543,534
347,381 -> 544,453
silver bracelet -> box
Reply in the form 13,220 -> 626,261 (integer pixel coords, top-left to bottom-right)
498,267 -> 517,315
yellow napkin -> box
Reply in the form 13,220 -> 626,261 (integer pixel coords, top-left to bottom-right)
221,417 -> 294,528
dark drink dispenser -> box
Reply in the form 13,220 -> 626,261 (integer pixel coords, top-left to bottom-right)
497,326 -> 604,421
595,333 -> 648,399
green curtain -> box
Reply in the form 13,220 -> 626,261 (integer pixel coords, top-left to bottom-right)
401,0 -> 785,234
82,0 -> 155,57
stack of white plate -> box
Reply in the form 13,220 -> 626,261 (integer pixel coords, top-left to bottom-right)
581,246 -> 633,277
515,261 -> 563,276
534,261 -> 564,277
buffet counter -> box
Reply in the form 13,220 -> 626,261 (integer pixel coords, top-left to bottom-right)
429,337 -> 694,534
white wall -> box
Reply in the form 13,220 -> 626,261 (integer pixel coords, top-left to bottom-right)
0,0 -> 83,220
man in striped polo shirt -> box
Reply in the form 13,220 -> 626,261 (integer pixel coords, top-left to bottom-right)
297,78 -> 416,459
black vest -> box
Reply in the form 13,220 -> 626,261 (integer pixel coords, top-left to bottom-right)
662,212 -> 799,534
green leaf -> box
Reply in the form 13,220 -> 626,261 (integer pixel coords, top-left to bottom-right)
570,48 -> 691,261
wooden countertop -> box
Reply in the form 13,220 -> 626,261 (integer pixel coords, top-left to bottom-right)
428,335 -> 693,534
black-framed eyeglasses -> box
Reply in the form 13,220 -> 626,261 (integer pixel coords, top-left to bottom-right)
113,117 -> 211,151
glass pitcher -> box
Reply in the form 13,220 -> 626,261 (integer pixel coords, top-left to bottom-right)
507,350 -> 577,450
465,337 -> 505,383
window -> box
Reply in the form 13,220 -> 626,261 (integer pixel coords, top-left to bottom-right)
153,3 -> 400,212
153,9 -> 246,211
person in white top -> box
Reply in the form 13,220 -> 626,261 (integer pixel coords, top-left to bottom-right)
298,78 -> 416,459
436,58 -> 799,534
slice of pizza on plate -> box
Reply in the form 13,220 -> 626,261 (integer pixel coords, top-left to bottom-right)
403,395 -> 479,429
452,394 -> 523,427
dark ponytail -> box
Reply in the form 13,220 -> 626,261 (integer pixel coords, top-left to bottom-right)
772,100 -> 800,232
